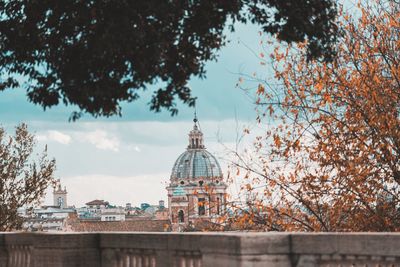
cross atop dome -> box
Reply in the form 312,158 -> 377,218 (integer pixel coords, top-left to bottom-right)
188,111 -> 204,149
193,110 -> 198,123
193,110 -> 199,130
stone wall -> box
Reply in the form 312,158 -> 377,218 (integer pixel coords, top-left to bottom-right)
1,232 -> 400,267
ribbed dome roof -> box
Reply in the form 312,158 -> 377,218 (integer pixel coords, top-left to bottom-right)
171,149 -> 222,179
170,114 -> 222,180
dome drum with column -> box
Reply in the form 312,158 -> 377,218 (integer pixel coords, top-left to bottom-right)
166,115 -> 227,231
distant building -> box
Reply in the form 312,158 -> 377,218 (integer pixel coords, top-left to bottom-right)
140,203 -> 150,210
155,208 -> 168,220
85,199 -> 109,217
167,115 -> 227,231
86,199 -> 109,210
125,207 -> 143,216
100,208 -> 125,221
154,200 -> 168,220
34,207 -> 75,219
23,206 -> 75,232
159,200 -> 165,209
22,179 -> 75,232
74,200 -> 112,220
53,179 -> 67,209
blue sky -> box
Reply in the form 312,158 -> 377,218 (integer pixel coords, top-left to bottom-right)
1,22 -> 271,207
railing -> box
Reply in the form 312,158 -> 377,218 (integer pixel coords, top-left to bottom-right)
1,232 -> 400,267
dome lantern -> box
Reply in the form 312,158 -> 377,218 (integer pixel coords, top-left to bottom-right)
188,112 -> 204,150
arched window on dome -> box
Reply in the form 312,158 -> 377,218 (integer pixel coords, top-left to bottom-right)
178,210 -> 184,223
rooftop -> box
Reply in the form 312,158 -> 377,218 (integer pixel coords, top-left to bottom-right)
85,200 -> 109,206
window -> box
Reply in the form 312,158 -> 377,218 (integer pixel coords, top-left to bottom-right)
57,197 -> 63,207
198,198 -> 205,216
217,197 -> 220,215
178,210 -> 184,223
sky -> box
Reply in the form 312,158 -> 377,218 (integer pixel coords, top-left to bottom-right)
1,22 -> 272,208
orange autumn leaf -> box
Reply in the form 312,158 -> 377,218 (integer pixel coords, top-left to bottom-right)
257,84 -> 265,95
273,135 -> 282,148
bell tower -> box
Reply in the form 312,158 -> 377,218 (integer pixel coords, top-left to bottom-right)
53,179 -> 68,209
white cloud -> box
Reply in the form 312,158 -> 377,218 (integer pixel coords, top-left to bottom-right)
80,130 -> 120,152
127,144 -> 141,152
37,130 -> 72,145
48,131 -> 72,145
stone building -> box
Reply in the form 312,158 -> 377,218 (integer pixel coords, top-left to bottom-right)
53,179 -> 67,209
100,209 -> 126,222
167,115 -> 227,231
77,200 -> 110,219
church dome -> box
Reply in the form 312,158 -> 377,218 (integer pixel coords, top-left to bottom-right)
171,149 -> 222,179
170,115 -> 222,180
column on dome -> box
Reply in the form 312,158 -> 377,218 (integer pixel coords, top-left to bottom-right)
205,196 -> 210,216
193,196 -> 198,216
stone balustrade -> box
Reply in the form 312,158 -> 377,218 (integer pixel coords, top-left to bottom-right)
0,232 -> 400,267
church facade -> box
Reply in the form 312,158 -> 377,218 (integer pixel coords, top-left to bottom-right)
167,116 -> 227,231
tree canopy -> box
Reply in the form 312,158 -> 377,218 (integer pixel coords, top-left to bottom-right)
0,0 -> 338,120
0,124 -> 56,231
231,0 -> 400,231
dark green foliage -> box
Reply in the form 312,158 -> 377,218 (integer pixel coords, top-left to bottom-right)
0,1 -> 338,120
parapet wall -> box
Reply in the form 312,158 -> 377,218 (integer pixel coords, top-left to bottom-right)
1,232 -> 400,267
